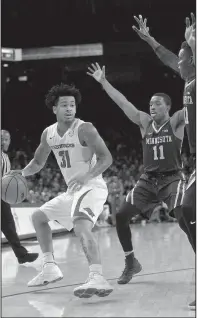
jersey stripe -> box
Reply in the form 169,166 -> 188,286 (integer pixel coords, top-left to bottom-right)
1,152 -> 11,177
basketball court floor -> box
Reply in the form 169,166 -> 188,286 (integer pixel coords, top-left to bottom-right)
2,223 -> 195,317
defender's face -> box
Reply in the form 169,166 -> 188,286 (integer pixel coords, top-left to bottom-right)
1,132 -> 11,152
149,96 -> 169,122
53,96 -> 76,122
178,48 -> 189,79
178,48 -> 194,80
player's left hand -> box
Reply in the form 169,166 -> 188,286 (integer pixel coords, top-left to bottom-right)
87,63 -> 106,83
69,174 -> 90,192
132,15 -> 151,41
185,13 -> 196,47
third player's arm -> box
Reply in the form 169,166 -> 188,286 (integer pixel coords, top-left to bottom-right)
22,129 -> 51,177
185,13 -> 196,65
79,122 -> 113,180
170,108 -> 185,140
132,15 -> 180,75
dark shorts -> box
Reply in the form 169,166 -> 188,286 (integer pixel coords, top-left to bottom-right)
126,172 -> 186,219
182,170 -> 196,208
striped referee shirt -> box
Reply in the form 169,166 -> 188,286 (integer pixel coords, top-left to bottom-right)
2,151 -> 11,177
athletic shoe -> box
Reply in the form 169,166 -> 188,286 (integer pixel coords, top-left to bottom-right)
28,263 -> 63,287
188,300 -> 195,310
73,272 -> 113,298
117,254 -> 142,284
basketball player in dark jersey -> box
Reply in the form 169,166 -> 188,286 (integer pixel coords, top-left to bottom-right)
1,130 -> 38,264
87,62 -> 186,283
133,14 -> 196,309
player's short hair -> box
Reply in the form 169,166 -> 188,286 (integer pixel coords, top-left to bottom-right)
153,93 -> 172,108
45,83 -> 82,109
1,130 -> 10,136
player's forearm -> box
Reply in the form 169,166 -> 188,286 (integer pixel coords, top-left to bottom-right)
190,42 -> 196,65
22,159 -> 44,177
101,79 -> 129,110
146,37 -> 180,74
88,155 -> 112,180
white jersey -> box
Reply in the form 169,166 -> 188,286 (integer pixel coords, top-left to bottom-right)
46,118 -> 105,187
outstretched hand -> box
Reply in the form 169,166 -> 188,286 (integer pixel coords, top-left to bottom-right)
87,63 -> 106,83
132,15 -> 151,41
185,13 -> 196,47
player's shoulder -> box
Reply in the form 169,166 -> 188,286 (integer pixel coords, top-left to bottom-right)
41,123 -> 57,142
43,123 -> 57,135
78,121 -> 96,134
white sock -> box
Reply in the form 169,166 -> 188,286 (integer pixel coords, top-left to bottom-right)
89,264 -> 102,275
43,252 -> 54,264
124,251 -> 134,257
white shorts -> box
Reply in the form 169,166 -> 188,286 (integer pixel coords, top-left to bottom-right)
40,182 -> 108,231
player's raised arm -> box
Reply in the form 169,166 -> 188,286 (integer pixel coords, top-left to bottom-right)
22,129 -> 51,177
185,13 -> 196,65
87,63 -> 150,128
132,15 -> 180,74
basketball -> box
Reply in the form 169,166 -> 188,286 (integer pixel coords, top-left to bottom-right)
2,173 -> 28,204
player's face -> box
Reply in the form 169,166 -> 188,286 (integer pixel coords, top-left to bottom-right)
149,96 -> 169,122
178,48 -> 193,80
53,96 -> 76,123
1,132 -> 11,152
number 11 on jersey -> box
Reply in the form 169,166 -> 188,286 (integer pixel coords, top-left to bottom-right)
153,145 -> 165,160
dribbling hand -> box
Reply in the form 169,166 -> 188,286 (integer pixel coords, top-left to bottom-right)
6,170 -> 22,176
185,13 -> 196,47
132,15 -> 151,41
87,63 -> 106,83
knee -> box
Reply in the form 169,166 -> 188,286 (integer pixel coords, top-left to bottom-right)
116,202 -> 138,224
73,218 -> 93,238
31,209 -> 49,225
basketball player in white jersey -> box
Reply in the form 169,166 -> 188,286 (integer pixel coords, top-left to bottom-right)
18,84 -> 113,298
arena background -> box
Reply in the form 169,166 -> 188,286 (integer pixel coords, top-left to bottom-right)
1,0 -> 196,240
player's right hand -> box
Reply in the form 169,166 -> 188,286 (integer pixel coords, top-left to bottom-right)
87,63 -> 105,83
185,13 -> 196,47
132,15 -> 151,41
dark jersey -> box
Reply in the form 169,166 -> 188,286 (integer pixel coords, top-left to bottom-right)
183,79 -> 196,154
142,120 -> 182,173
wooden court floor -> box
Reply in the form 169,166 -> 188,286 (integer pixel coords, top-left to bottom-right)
2,223 -> 196,317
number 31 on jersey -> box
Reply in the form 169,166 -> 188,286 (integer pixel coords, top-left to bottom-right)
59,150 -> 71,168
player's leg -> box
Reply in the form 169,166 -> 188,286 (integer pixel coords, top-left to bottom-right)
72,186 -> 113,298
116,177 -> 158,284
31,210 -> 53,254
181,176 -> 196,254
181,180 -> 196,310
28,194 -> 72,287
161,175 -> 195,251
180,175 -> 196,311
174,206 -> 195,251
1,199 -> 38,264
161,175 -> 196,310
